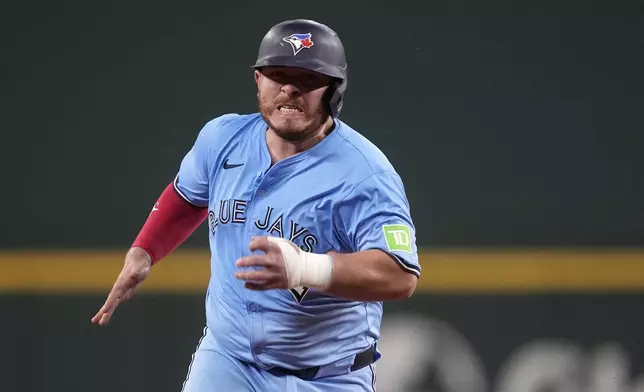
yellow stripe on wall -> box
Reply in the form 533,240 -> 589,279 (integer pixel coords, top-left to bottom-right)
422,249 -> 644,293
0,249 -> 642,294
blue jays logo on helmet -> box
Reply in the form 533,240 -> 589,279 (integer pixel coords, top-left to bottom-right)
282,33 -> 314,55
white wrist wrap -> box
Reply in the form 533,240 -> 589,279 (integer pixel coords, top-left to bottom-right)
267,237 -> 334,290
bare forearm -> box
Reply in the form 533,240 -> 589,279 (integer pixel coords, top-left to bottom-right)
323,250 -> 418,301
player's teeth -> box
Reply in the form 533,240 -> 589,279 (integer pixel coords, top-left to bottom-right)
280,106 -> 300,112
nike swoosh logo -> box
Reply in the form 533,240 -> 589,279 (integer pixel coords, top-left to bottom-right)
223,159 -> 244,169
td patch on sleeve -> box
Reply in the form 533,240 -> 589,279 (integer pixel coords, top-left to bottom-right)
382,224 -> 412,253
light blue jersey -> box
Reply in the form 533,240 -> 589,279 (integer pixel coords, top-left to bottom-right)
174,112 -> 419,373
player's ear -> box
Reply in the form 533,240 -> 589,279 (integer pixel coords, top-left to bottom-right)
254,70 -> 261,86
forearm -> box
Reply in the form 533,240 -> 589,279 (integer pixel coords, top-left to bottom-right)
323,250 -> 418,302
235,237 -> 419,301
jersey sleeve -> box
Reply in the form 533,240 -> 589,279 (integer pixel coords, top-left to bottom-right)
333,171 -> 420,277
173,114 -> 236,207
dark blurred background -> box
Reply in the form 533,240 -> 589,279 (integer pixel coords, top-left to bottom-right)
1,1 -> 642,391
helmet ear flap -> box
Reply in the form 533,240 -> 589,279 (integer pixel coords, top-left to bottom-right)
324,77 -> 346,118
322,80 -> 339,117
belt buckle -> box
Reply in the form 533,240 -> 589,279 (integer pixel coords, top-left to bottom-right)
272,365 -> 319,381
296,366 -> 320,381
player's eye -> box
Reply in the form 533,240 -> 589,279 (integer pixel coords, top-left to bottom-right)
264,70 -> 284,81
303,75 -> 328,89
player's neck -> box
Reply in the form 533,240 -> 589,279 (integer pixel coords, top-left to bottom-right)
266,116 -> 334,163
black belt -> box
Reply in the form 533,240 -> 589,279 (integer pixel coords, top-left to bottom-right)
267,345 -> 376,381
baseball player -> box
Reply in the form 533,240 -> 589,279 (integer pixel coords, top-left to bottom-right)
92,19 -> 420,391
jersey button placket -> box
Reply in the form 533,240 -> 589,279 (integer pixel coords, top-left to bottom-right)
257,170 -> 274,199
250,173 -> 273,363
247,300 -> 265,362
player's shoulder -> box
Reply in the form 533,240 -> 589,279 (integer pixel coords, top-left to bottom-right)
333,120 -> 399,179
196,112 -> 262,142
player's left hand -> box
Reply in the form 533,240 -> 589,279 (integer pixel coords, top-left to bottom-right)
91,247 -> 152,325
235,236 -> 293,290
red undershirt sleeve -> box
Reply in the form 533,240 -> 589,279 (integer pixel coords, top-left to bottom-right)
131,182 -> 208,265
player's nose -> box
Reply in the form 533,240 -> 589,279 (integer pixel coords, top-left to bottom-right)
280,83 -> 300,96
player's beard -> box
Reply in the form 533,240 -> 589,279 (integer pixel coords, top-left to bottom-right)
258,94 -> 329,142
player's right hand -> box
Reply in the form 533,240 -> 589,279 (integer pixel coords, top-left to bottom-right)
91,247 -> 152,326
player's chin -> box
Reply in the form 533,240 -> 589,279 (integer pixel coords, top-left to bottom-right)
269,116 -> 311,137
